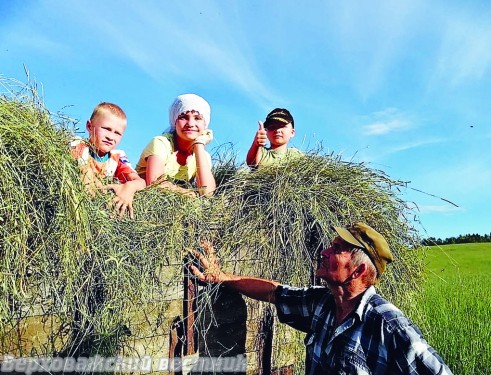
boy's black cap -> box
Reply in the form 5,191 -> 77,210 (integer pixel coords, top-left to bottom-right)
264,108 -> 294,128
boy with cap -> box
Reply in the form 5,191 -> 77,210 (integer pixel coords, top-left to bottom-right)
246,108 -> 303,168
70,102 -> 146,219
189,223 -> 453,375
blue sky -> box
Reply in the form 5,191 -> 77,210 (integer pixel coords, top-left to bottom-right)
1,0 -> 490,240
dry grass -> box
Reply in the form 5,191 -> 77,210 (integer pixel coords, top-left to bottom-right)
0,77 -> 424,366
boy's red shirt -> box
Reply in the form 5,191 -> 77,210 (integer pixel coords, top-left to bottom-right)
70,139 -> 136,183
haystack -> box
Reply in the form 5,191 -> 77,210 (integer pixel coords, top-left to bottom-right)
0,78 -> 424,374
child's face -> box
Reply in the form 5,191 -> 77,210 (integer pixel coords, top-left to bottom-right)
175,110 -> 206,142
266,122 -> 295,147
86,110 -> 127,156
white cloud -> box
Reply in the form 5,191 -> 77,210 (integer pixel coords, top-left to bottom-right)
361,108 -> 414,135
417,205 -> 463,214
409,157 -> 491,204
1,9 -> 69,57
386,138 -> 445,154
363,119 -> 411,135
432,9 -> 491,87
50,1 -> 282,106
8,33 -> 65,54
323,1 -> 426,99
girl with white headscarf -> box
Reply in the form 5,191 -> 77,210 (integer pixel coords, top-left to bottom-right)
136,94 -> 216,197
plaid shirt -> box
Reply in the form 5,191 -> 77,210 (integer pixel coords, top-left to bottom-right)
275,285 -> 453,375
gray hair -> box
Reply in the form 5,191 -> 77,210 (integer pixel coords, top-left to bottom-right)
349,248 -> 378,285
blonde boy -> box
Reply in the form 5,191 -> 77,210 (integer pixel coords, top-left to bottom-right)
246,108 -> 303,168
70,102 -> 145,218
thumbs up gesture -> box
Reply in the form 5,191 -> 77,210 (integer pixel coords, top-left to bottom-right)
255,121 -> 268,147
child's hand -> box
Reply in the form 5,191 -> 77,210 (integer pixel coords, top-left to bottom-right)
255,121 -> 267,147
181,189 -> 199,198
106,183 -> 136,219
193,129 -> 213,146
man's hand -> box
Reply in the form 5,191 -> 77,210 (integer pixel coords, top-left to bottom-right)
255,121 -> 268,147
188,240 -> 224,283
188,240 -> 280,303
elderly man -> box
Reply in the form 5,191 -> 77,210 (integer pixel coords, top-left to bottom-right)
190,222 -> 453,374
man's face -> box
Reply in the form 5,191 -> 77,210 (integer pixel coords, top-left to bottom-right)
265,122 -> 295,147
316,237 -> 358,285
87,110 -> 127,156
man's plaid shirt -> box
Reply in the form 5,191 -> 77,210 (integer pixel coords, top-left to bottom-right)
275,285 -> 453,375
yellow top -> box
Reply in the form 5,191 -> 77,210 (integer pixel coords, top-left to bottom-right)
136,134 -> 211,182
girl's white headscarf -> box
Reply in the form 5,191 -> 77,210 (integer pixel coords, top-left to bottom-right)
168,94 -> 211,131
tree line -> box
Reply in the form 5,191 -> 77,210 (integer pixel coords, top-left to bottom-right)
421,232 -> 491,246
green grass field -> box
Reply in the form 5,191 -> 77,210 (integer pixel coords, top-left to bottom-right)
410,243 -> 491,374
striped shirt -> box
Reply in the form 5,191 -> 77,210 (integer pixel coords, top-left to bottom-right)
275,285 -> 453,375
70,138 -> 136,183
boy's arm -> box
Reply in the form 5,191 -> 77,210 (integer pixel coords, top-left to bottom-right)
246,121 -> 267,167
70,138 -> 105,195
79,164 -> 105,196
107,172 -> 146,219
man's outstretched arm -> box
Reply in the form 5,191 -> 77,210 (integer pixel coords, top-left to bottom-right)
189,241 -> 279,303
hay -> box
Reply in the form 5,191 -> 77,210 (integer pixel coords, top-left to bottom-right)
0,77 -> 424,369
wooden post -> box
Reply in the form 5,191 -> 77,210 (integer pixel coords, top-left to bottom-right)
257,307 -> 274,375
271,365 -> 294,375
183,254 -> 197,356
169,316 -> 184,375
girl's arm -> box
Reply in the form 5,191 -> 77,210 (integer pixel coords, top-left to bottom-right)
147,154 -> 197,197
193,143 -> 216,197
145,155 -> 166,185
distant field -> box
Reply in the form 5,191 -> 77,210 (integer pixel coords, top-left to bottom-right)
423,242 -> 491,276
410,243 -> 491,375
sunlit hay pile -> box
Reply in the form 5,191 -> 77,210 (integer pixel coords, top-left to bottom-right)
200,154 -> 425,372
0,82 -> 203,358
209,155 -> 423,302
0,87 -> 111,356
0,79 -> 424,370
187,154 -> 425,372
